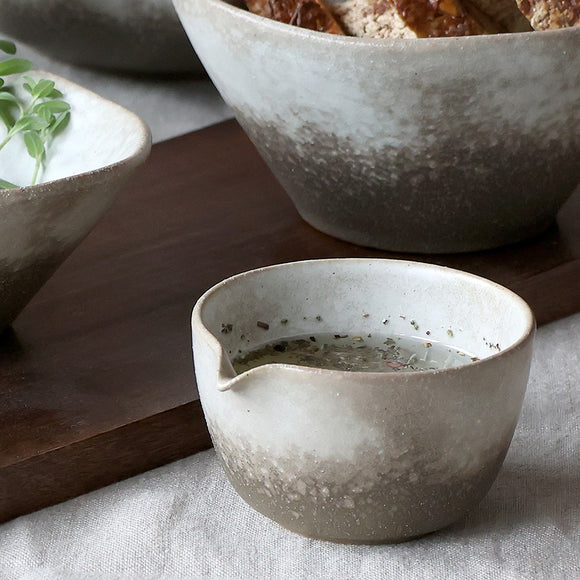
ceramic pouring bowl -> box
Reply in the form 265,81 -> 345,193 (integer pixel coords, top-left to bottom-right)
0,71 -> 151,331
0,0 -> 203,75
191,259 -> 535,543
173,0 -> 580,253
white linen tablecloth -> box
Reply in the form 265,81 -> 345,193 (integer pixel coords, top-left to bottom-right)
0,42 -> 578,580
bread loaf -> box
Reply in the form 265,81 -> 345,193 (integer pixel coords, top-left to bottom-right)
464,0 -> 533,32
242,0 -> 579,36
389,0 -> 485,37
244,0 -> 345,33
514,0 -> 580,30
332,0 -> 420,38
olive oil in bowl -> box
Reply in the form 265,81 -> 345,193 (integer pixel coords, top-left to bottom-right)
232,333 -> 478,374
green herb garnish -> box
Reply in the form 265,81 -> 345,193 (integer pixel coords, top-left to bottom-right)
0,40 -> 71,189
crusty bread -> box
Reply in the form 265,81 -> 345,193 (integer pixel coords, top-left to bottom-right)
244,0 -> 345,34
243,0 -> 578,36
464,0 -> 534,32
389,0 -> 486,37
332,0 -> 419,38
333,0 -> 518,38
514,0 -> 580,30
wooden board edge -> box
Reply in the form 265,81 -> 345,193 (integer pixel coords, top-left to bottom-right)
0,400 -> 211,523
512,260 -> 580,326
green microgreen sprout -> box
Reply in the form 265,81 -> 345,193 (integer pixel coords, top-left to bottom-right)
0,40 -> 71,189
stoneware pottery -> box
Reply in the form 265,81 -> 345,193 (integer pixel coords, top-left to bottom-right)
191,258 -> 536,543
0,71 -> 151,331
0,0 -> 203,75
173,0 -> 580,253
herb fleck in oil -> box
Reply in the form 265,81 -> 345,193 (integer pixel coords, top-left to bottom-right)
232,333 -> 478,373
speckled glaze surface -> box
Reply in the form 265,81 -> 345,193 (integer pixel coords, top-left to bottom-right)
0,71 -> 151,330
191,259 -> 535,543
0,0 -> 203,74
174,0 -> 580,253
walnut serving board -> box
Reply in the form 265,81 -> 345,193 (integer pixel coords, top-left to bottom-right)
1,119 -> 579,523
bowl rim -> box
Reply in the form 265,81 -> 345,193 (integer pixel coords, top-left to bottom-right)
192,258 -> 536,387
178,0 -> 580,50
0,69 -> 151,200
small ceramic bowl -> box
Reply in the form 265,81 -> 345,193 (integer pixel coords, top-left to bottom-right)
174,0 -> 580,253
0,71 -> 151,331
191,258 -> 535,543
0,0 -> 202,75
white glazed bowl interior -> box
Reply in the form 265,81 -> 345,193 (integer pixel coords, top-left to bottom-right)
0,71 -> 149,186
192,259 -> 535,543
197,260 -> 534,378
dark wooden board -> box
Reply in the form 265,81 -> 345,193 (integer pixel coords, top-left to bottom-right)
1,119 -> 579,523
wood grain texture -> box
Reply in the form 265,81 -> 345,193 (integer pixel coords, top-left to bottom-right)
1,119 -> 578,523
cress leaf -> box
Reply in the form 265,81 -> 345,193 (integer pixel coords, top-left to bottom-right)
0,103 -> 16,130
22,76 -> 36,96
47,88 -> 63,99
12,115 -> 49,133
0,91 -> 19,105
23,131 -> 45,160
0,58 -> 33,76
31,79 -> 55,99
0,40 -> 17,55
37,106 -> 52,123
0,41 -> 71,186
0,178 -> 18,189
33,99 -> 71,116
49,111 -> 70,137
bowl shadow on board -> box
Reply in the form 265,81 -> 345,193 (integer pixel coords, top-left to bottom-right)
269,188 -> 579,276
0,327 -> 23,356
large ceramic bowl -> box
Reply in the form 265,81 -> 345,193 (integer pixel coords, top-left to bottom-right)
192,259 -> 535,543
0,71 -> 151,331
0,0 -> 203,75
174,0 -> 580,253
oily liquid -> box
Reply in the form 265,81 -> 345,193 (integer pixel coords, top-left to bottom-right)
232,333 -> 478,374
